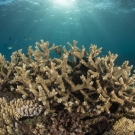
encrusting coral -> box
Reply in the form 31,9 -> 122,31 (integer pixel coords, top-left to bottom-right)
0,39 -> 135,134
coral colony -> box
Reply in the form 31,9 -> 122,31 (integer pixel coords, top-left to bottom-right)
0,40 -> 135,134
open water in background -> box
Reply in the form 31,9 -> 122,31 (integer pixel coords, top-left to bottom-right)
0,0 -> 135,70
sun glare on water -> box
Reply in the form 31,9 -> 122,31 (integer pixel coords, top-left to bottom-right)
54,0 -> 75,6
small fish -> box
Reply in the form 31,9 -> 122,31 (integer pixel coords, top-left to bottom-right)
9,37 -> 11,40
24,36 -> 27,40
8,46 -> 12,49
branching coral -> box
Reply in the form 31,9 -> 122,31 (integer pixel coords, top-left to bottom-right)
0,39 -> 135,134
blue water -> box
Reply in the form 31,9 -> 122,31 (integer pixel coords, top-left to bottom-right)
0,0 -> 135,70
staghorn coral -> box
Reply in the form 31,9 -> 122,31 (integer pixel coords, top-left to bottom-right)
0,39 -> 135,134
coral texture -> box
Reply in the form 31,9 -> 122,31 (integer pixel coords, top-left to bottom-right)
0,39 -> 135,134
0,97 -> 42,135
104,117 -> 135,135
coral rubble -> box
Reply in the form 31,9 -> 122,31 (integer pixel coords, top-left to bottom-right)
0,39 -> 135,134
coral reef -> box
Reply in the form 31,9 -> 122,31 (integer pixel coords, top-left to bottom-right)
0,39 -> 135,134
